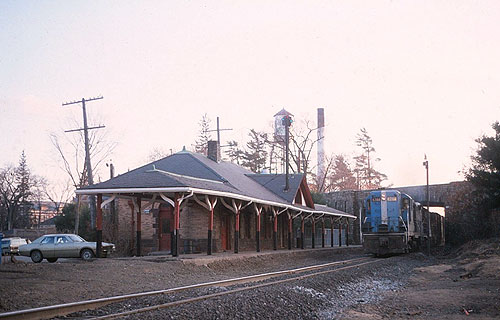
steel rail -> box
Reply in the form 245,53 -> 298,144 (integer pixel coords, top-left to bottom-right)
0,256 -> 370,320
92,259 -> 380,319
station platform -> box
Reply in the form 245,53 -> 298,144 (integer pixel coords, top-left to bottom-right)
117,245 -> 363,265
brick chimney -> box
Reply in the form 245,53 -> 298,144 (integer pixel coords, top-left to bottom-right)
207,140 -> 220,162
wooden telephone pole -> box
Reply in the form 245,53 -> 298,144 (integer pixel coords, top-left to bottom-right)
207,116 -> 233,146
62,96 -> 105,229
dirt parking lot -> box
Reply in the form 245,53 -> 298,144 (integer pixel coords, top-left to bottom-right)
0,241 -> 498,319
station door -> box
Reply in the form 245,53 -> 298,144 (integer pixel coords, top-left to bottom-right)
158,206 -> 173,252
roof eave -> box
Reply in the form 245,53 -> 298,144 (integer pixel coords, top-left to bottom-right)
76,186 -> 356,219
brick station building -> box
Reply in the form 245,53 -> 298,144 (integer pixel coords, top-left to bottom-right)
77,143 -> 356,257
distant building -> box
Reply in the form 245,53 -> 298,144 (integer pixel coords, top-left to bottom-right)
30,201 -> 65,227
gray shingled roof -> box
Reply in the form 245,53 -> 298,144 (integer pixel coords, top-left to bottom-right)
81,151 -> 297,205
79,150 -> 355,218
246,173 -> 303,203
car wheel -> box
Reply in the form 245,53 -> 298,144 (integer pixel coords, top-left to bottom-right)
80,248 -> 94,261
47,258 -> 58,263
30,250 -> 43,263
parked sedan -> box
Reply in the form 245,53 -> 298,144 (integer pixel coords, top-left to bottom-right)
18,234 -> 115,263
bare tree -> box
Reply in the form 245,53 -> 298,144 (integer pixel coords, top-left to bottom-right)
283,119 -> 321,177
265,117 -> 322,178
43,180 -> 72,214
310,154 -> 335,193
50,117 -> 116,233
50,120 -> 116,189
31,176 -> 47,228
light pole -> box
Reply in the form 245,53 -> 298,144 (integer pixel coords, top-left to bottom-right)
282,114 -> 293,191
423,155 -> 430,255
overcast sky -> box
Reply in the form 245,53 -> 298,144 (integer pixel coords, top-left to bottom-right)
1,1 -> 499,190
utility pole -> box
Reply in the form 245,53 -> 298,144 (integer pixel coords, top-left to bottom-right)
62,96 -> 104,229
207,116 -> 233,146
106,161 -> 116,239
423,154 -> 430,256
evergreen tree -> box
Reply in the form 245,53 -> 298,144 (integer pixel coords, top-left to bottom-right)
466,121 -> 500,210
0,151 -> 35,230
55,203 -> 93,240
461,121 -> 500,239
242,129 -> 268,173
225,140 -> 244,165
354,128 -> 387,189
194,114 -> 212,155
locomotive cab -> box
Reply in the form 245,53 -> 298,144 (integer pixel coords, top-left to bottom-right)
363,190 -> 412,256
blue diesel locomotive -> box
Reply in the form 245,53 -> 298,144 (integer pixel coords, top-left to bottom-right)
362,190 -> 427,255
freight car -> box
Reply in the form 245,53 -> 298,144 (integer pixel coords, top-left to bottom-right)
361,190 -> 444,256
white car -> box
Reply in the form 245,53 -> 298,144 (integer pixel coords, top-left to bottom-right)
1,237 -> 28,255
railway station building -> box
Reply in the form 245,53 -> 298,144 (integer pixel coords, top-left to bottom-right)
76,142 -> 356,257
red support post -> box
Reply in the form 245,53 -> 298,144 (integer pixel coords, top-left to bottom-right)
128,201 -> 135,253
234,210 -> 240,253
173,193 -> 180,257
300,216 -> 304,249
321,218 -> 325,248
330,217 -> 334,247
273,214 -> 278,250
96,194 -> 103,258
339,219 -> 342,247
136,196 -> 142,256
207,204 -> 214,255
312,218 -> 316,249
288,215 -> 292,250
256,211 -> 261,252
346,219 -> 349,246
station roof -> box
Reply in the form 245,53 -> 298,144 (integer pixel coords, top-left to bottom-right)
77,150 -> 355,218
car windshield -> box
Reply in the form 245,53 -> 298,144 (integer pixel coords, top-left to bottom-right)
68,235 -> 85,242
1,239 -> 10,245
32,236 -> 45,243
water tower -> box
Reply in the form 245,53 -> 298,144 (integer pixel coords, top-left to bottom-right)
274,108 -> 293,145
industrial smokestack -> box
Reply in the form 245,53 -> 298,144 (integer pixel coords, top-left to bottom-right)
317,108 -> 325,184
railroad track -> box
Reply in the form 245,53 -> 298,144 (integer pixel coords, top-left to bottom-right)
0,256 -> 378,320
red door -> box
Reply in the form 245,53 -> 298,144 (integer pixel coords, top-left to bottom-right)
159,207 -> 173,251
221,215 -> 231,251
